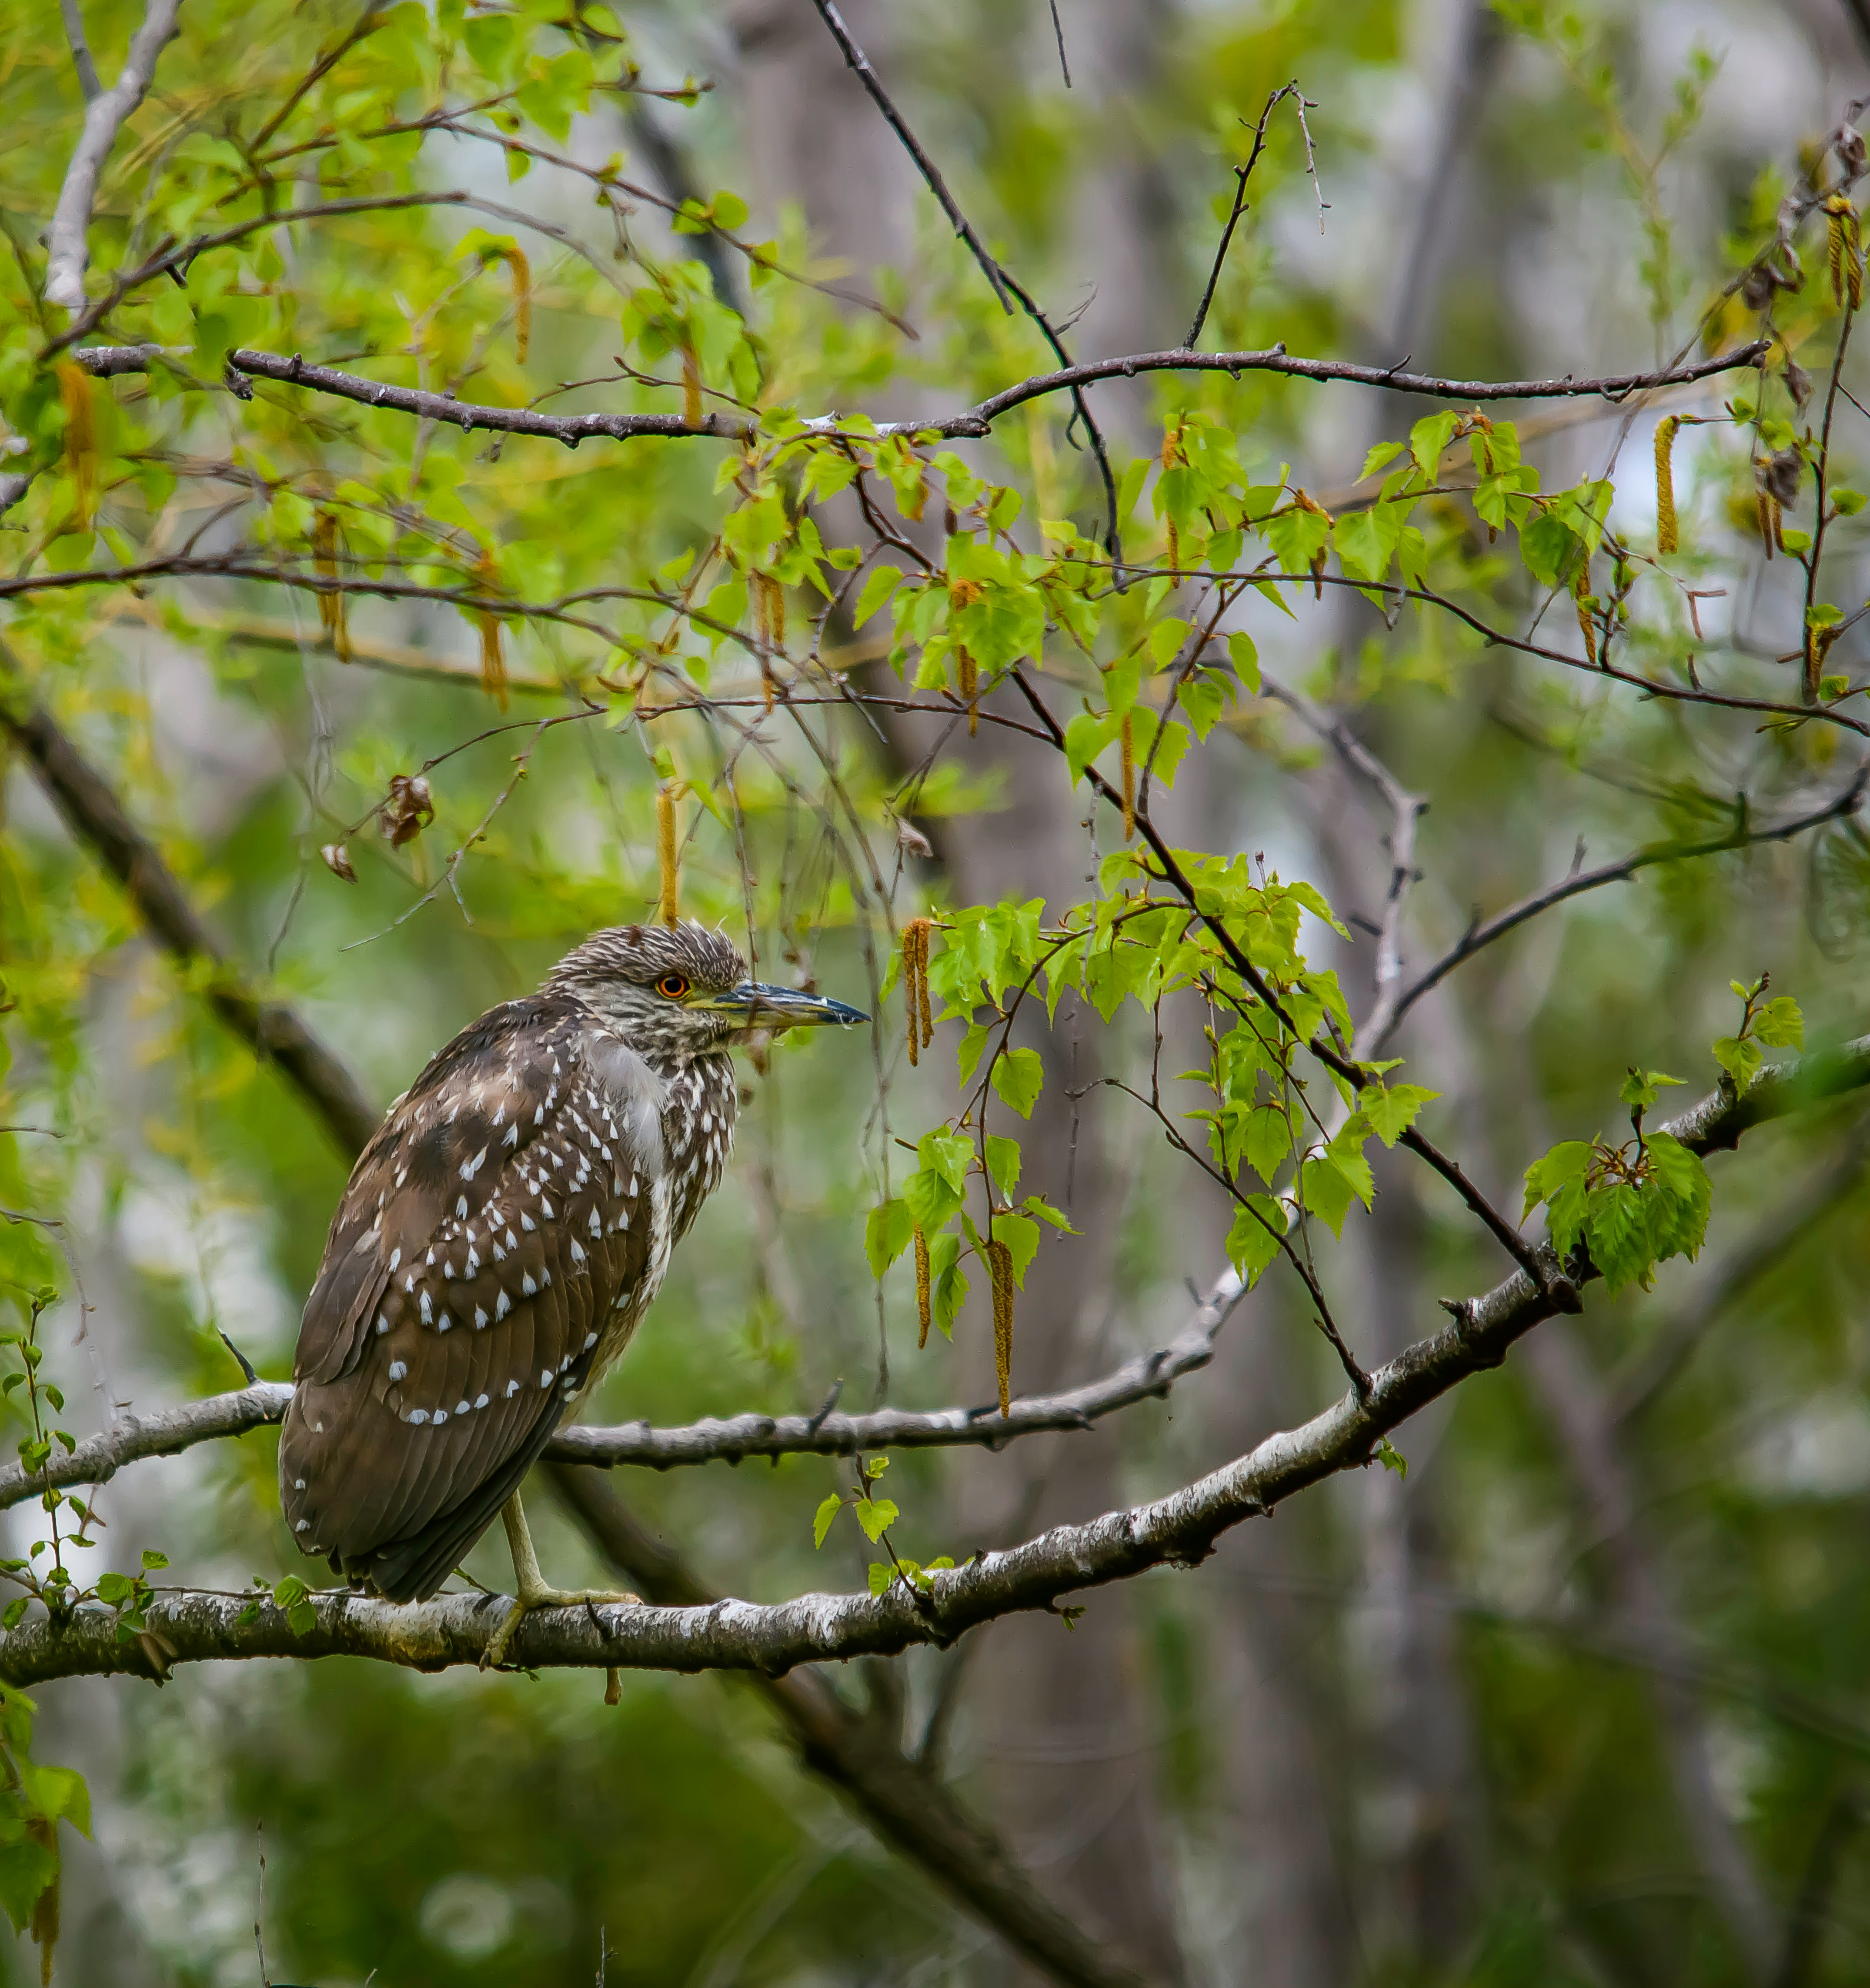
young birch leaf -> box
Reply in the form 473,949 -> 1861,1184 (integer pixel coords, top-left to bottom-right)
1226,1195 -> 1287,1284
1755,995 -> 1805,1048
984,1133 -> 1023,1199
854,1497 -> 899,1543
813,1494 -> 845,1548
864,1198 -> 914,1278
1357,1082 -> 1439,1146
990,1046 -> 1044,1117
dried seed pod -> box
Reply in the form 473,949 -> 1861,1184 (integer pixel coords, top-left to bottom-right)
1119,710 -> 1136,840
1653,416 -> 1680,555
957,646 -> 978,736
656,783 -> 679,928
319,842 -> 357,883
895,817 -> 933,860
986,1237 -> 1015,1416
913,1227 -> 932,1350
378,774 -> 435,848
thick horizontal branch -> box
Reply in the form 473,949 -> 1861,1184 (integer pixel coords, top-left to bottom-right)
69,337 -> 1772,452
0,1274 -> 1248,1511
6,1036 -> 1863,1688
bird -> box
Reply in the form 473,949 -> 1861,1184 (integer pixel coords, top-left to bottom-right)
278,921 -> 866,1665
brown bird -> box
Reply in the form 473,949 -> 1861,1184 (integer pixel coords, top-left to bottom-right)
279,922 -> 865,1663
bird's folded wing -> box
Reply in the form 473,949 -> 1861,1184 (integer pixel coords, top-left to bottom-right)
280,996 -> 664,1587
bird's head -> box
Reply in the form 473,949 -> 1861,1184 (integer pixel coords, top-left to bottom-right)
546,922 -> 868,1065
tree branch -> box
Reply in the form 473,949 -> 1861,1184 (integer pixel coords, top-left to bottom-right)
1374,765 -> 1868,1051
549,1470 -> 1150,1988
68,337 -> 1773,451
0,658 -> 381,1156
44,0 -> 184,311
0,1271 -> 1249,1510
4,1038 -> 1864,1689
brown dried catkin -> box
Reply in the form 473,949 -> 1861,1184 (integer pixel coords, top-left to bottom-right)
1573,564 -> 1596,667
957,647 -> 978,736
913,1228 -> 932,1350
657,785 -> 679,927
312,511 -> 351,662
986,1238 -> 1015,1416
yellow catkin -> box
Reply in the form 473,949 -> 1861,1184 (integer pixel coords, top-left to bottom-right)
901,919 -> 933,1065
499,245 -> 531,361
54,361 -> 93,533
913,1227 -> 932,1350
1573,565 -> 1597,667
1165,518 -> 1179,573
681,345 -> 702,427
656,784 -> 679,927
474,548 -> 507,708
1826,195 -> 1861,311
986,1238 -> 1015,1416
1654,416 -> 1680,555
1756,490 -> 1774,559
957,647 -> 978,736
1119,711 -> 1136,840
311,509 -> 351,661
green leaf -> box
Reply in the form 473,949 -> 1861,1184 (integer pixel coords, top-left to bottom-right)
854,1497 -> 898,1543
1226,630 -> 1261,693
990,1046 -> 1044,1118
867,1561 -> 896,1596
865,1198 -> 914,1278
812,1493 -> 844,1549
1712,1034 -> 1761,1086
1523,1141 -> 1592,1220
1225,1194 -> 1288,1286
1359,440 -> 1403,480
1374,1437 -> 1408,1478
1620,1067 -> 1683,1113
984,1133 -> 1023,1198
854,562 -> 902,628
1409,411 -> 1459,480
1754,994 -> 1804,1048
1357,1081 -> 1438,1147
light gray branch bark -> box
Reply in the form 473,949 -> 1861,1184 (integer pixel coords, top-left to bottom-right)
67,338 -> 1773,446
44,0 -> 184,312
4,1038 -> 1864,1689
0,1275 -> 1247,1510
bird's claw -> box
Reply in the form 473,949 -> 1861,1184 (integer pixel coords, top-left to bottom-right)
479,1585 -> 641,1671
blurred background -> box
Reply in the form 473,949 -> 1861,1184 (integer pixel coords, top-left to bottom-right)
6,0 -> 1870,1981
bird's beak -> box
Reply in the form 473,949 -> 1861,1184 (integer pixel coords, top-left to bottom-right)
692,982 -> 870,1034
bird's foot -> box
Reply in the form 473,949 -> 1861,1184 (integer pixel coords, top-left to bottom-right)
480,1583 -> 641,1672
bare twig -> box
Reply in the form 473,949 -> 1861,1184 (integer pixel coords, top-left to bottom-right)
1374,766 -> 1868,1051
71,337 -> 1775,448
0,1273 -> 1250,1509
44,0 -> 184,311
58,0 -> 103,101
1185,84 -> 1306,351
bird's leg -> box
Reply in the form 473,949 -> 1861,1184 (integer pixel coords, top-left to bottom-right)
479,1490 -> 640,1671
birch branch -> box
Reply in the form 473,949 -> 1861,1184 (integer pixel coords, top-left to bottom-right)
0,1274 -> 1248,1509
4,1036 -> 1865,1689
44,0 -> 184,311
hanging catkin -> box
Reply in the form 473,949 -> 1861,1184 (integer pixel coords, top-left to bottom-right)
681,345 -> 702,427
1119,711 -> 1136,839
913,1228 -> 932,1350
496,244 -> 531,361
474,547 -> 507,707
54,361 -> 94,533
986,1237 -> 1015,1416
656,784 -> 679,927
957,647 -> 978,736
901,919 -> 933,1065
1654,416 -> 1680,555
1826,194 -> 1863,311
1573,564 -> 1597,668
311,510 -> 351,661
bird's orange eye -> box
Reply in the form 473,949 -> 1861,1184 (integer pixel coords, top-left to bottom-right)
656,973 -> 691,999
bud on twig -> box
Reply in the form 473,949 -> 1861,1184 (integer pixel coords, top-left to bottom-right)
319,842 -> 356,882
